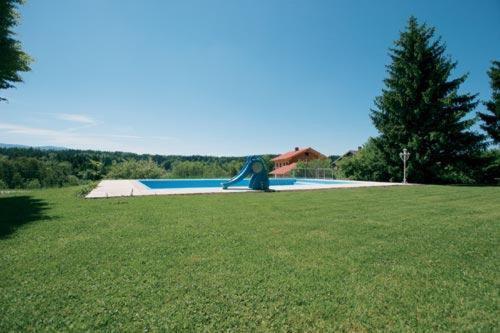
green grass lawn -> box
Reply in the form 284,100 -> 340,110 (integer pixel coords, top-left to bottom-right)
0,186 -> 498,331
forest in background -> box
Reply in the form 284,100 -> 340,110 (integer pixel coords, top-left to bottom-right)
0,146 -> 341,189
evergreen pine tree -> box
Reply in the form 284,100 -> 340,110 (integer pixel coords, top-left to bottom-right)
371,16 -> 484,184
478,61 -> 500,144
0,0 -> 32,101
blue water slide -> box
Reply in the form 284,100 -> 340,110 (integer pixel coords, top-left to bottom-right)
221,158 -> 253,189
222,156 -> 270,190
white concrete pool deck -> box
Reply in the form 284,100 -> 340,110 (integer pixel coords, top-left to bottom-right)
86,179 -> 404,198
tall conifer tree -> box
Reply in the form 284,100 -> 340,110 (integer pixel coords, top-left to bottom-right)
371,17 -> 484,183
478,61 -> 500,144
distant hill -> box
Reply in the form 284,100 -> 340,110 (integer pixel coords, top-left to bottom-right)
0,143 -> 69,151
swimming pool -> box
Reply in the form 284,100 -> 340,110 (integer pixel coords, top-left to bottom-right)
140,178 -> 353,189
87,179 -> 400,198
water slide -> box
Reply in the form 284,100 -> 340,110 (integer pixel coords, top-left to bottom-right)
222,156 -> 270,190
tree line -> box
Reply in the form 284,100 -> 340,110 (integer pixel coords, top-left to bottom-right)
0,148 -> 281,189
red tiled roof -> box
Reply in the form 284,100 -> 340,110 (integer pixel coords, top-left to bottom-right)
269,162 -> 297,175
271,147 -> 327,162
271,148 -> 309,161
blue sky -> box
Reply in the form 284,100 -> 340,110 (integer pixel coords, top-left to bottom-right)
1,0 -> 499,156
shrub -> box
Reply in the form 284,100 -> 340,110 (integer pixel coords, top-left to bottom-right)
25,179 -> 41,189
66,175 -> 81,186
170,161 -> 236,178
107,159 -> 167,179
76,181 -> 98,198
479,149 -> 500,184
335,139 -> 389,181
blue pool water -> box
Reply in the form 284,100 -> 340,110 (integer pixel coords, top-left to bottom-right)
140,178 -> 353,189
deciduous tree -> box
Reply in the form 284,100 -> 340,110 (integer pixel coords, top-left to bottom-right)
0,0 -> 32,101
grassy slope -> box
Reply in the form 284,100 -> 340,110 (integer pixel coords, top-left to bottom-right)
0,186 -> 498,332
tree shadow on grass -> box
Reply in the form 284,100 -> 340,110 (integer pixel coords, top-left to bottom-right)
0,196 -> 50,239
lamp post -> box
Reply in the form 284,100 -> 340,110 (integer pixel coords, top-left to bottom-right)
399,148 -> 410,184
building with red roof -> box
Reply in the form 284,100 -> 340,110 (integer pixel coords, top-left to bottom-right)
270,147 -> 327,177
